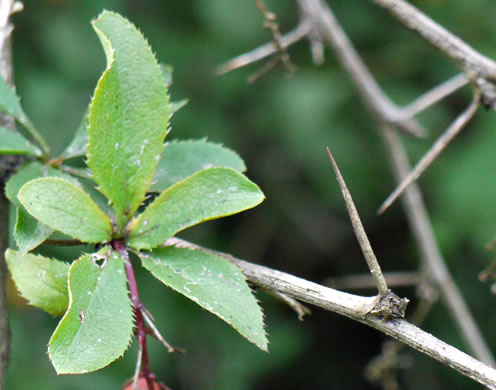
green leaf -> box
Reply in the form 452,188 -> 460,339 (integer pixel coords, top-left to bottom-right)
128,168 -> 264,250
0,75 -> 31,127
0,75 -> 50,155
79,179 -> 115,216
61,111 -> 89,159
6,162 -> 83,251
151,139 -> 246,191
8,203 -> 16,248
87,11 -> 170,230
0,127 -> 41,156
160,64 -> 173,88
48,248 -> 134,374
5,161 -> 79,252
5,161 -> 81,207
15,207 -> 54,252
140,246 -> 267,351
170,98 -> 189,116
6,249 -> 69,316
18,177 -> 112,243
159,64 -> 188,116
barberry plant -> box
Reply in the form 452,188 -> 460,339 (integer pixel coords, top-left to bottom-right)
2,10 -> 267,388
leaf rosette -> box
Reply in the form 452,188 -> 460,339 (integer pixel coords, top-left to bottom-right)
4,10 -> 268,375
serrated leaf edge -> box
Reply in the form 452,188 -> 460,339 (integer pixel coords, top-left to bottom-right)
129,167 -> 264,251
48,248 -> 134,374
164,138 -> 247,173
139,246 -> 268,351
13,206 -> 54,253
5,249 -> 69,316
88,10 -> 170,228
17,177 -> 112,243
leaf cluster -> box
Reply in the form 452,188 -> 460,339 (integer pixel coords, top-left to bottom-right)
2,10 -> 267,375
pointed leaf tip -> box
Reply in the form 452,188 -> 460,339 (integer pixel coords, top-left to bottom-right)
0,75 -> 50,155
128,168 -> 264,250
0,127 -> 41,156
140,247 -> 268,351
6,161 -> 83,251
88,11 -> 170,230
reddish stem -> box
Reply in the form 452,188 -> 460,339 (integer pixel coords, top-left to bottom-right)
112,240 -> 155,390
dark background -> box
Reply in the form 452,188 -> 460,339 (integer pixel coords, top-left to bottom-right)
5,0 -> 496,389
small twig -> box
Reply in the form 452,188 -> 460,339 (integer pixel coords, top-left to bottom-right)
141,309 -> 180,353
254,0 -> 296,78
141,305 -> 155,322
485,237 -> 496,252
365,340 -> 404,390
307,27 -> 324,65
132,347 -> 143,390
217,21 -> 311,75
244,0 -> 297,83
265,290 -> 311,320
327,147 -> 389,295
400,74 -> 468,119
298,0 -> 325,65
44,239 -> 85,247
325,271 -> 421,291
479,259 -> 496,295
247,56 -> 280,84
479,260 -> 496,283
378,88 -> 480,214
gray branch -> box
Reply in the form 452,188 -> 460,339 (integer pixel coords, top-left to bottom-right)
167,237 -> 496,389
219,0 -> 495,379
296,0 -> 494,367
370,0 -> 496,78
216,21 -> 311,75
371,0 -> 496,109
299,0 -> 426,138
401,73 -> 468,119
378,90 -> 480,214
380,126 -> 496,366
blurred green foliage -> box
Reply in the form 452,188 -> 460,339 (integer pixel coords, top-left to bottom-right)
6,0 -> 496,389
